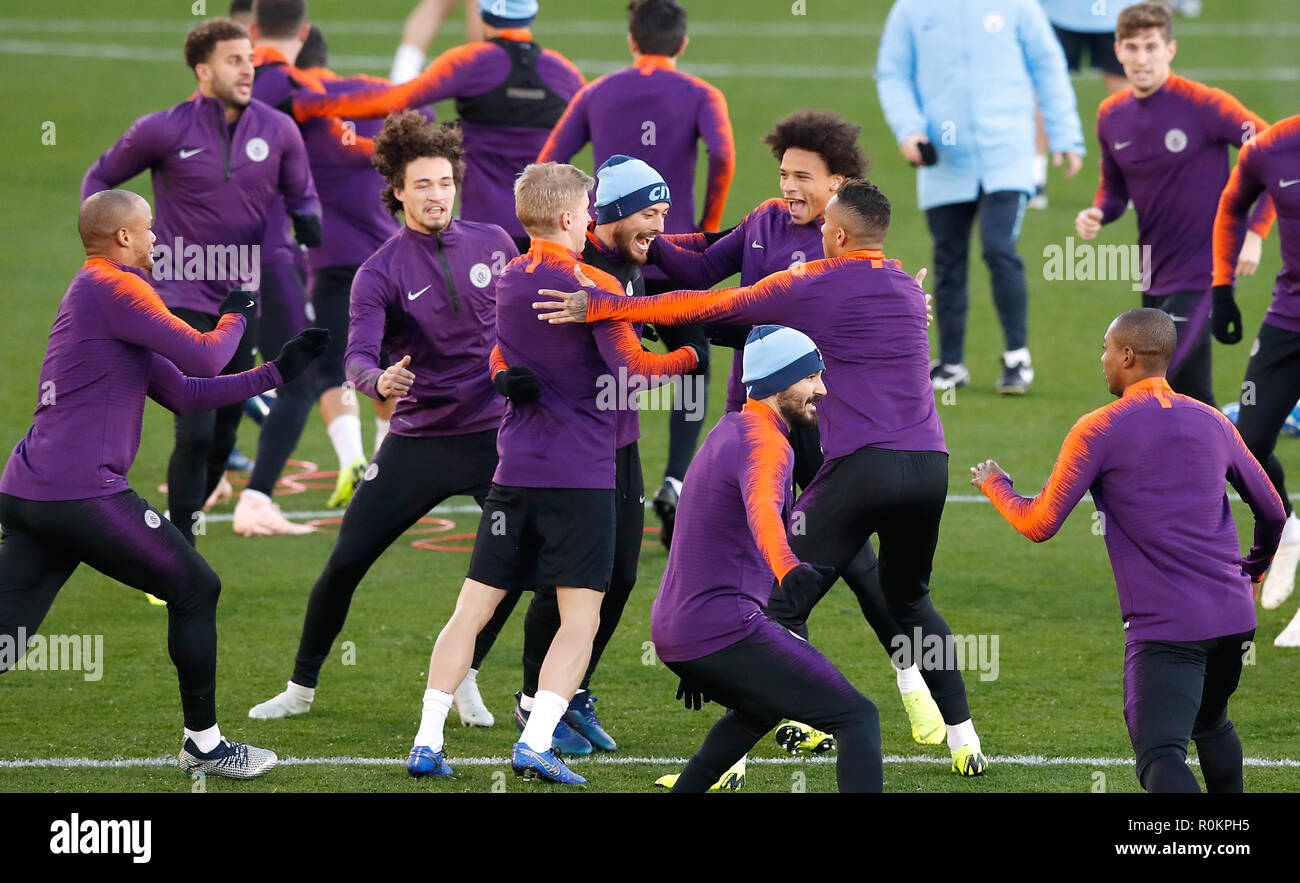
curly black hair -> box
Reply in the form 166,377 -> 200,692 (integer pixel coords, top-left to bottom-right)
370,112 -> 466,217
762,110 -> 868,179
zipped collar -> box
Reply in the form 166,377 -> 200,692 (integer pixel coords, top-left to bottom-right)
401,219 -> 460,244
1122,376 -> 1174,398
527,239 -> 580,261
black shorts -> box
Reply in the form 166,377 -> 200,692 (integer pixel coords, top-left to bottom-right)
310,264 -> 360,390
1052,24 -> 1124,76
466,484 -> 616,591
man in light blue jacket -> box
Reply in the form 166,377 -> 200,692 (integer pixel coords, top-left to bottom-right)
876,0 -> 1085,395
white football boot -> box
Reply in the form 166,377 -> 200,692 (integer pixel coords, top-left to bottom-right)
453,669 -> 494,727
248,680 -> 315,719
1261,536 -> 1300,610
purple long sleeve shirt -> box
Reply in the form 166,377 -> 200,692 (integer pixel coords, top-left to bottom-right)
1213,115 -> 1300,333
345,221 -> 516,438
649,198 -> 824,411
585,248 -> 945,460
493,240 -> 697,489
1,258 -> 281,501
1093,74 -> 1275,297
291,31 -> 584,239
537,54 -> 736,245
982,376 -> 1283,642
651,399 -> 802,662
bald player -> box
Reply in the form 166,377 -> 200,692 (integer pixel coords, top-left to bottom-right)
0,191 -> 327,779
973,308 -> 1284,793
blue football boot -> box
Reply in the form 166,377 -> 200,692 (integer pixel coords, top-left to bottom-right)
512,692 -> 592,755
511,741 -> 587,785
563,690 -> 617,752
407,746 -> 454,778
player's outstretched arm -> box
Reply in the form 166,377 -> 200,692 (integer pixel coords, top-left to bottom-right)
535,263 -> 804,328
975,414 -> 1105,543
292,43 -> 484,122
648,222 -> 744,289
147,355 -> 281,417
592,319 -> 700,381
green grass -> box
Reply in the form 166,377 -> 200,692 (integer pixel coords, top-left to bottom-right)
1,0 -> 1298,793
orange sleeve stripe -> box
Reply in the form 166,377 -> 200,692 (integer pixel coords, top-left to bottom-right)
489,343 -> 507,377
740,413 -> 799,581
88,261 -> 243,346
698,82 -> 736,233
604,320 -> 698,376
1212,149 -> 1260,286
982,403 -> 1116,542
294,42 -> 487,122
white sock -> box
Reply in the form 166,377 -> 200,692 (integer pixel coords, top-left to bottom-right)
1282,512 -> 1300,545
390,43 -> 426,84
373,417 -> 390,457
519,692 -> 535,712
665,476 -> 683,495
946,718 -> 979,752
185,723 -> 223,754
285,680 -> 315,703
414,688 -> 453,751
326,414 -> 365,472
519,689 -> 568,751
895,663 -> 927,695
1034,153 -> 1048,187
1003,347 -> 1031,367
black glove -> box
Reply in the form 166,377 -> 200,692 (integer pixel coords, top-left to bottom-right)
702,225 -> 737,245
685,343 -> 709,376
218,288 -> 259,322
704,322 -> 753,350
290,212 -> 323,248
1211,284 -> 1242,344
916,140 -> 938,166
675,676 -> 710,711
779,564 -> 837,614
493,365 -> 541,403
271,328 -> 331,383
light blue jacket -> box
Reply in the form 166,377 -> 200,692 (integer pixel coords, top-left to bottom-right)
876,0 -> 1086,210
1038,0 -> 1137,34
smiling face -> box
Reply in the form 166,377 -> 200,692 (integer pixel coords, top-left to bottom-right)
774,370 -> 827,429
604,202 -> 669,264
396,155 -> 457,235
779,147 -> 843,225
1115,27 -> 1176,97
197,37 -> 255,109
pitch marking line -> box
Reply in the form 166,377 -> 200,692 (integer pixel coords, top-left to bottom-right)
2,754 -> 1297,769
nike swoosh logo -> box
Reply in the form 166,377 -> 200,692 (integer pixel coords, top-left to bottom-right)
407,285 -> 430,301
1114,141 -> 1133,150
179,147 -> 204,159
245,300 -> 254,308
1280,179 -> 1300,188
751,240 -> 764,249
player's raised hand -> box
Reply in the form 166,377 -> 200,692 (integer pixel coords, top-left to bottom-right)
1075,206 -> 1103,240
1237,230 -> 1263,277
378,354 -> 416,398
271,328 -> 331,383
914,267 -> 934,328
970,459 -> 1009,489
533,288 -> 587,323
1054,151 -> 1084,178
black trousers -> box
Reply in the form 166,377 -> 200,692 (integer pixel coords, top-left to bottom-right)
1123,630 -> 1254,793
247,262 -> 319,495
1142,289 -> 1215,407
664,617 -> 883,793
1234,321 -> 1300,517
166,307 -> 259,546
290,430 -> 498,688
926,189 -> 1029,366
0,491 -> 222,729
768,446 -> 972,724
473,441 -> 644,695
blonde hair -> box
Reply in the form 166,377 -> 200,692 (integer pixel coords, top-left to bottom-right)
514,162 -> 594,237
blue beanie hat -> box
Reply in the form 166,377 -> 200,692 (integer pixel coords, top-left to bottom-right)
478,0 -> 539,28
742,325 -> 824,400
594,155 -> 671,225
